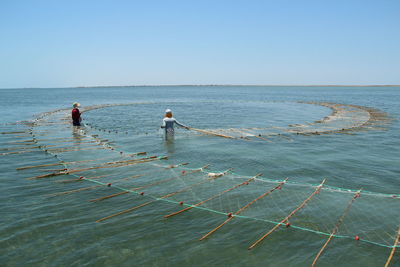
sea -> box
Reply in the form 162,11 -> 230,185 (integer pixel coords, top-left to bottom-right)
0,86 -> 399,266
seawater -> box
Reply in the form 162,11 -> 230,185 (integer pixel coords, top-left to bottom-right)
0,86 -> 399,266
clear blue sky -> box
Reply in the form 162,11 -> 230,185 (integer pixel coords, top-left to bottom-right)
1,0 -> 399,88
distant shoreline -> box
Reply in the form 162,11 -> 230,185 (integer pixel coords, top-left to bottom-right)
1,84 -> 400,89
76,84 -> 400,88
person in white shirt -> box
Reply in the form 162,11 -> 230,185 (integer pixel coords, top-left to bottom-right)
161,109 -> 189,135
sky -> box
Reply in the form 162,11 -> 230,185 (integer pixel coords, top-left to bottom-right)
0,0 -> 399,88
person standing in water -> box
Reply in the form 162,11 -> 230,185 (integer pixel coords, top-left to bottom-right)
71,102 -> 82,126
161,109 -> 189,135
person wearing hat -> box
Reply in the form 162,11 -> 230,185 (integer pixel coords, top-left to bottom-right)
161,109 -> 189,135
72,102 -> 82,126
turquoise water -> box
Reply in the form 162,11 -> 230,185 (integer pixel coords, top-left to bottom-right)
1,86 -> 399,266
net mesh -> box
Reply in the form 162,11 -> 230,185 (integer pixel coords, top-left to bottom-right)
1,102 -> 399,264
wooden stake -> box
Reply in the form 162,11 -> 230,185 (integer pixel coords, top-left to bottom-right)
1,131 -> 27,134
385,227 -> 400,267
311,190 -> 361,267
27,157 -> 162,180
40,168 -> 66,172
164,174 -> 262,218
200,178 -> 288,241
102,156 -> 158,165
45,142 -> 106,150
96,201 -> 153,222
6,140 -> 35,144
0,145 -> 54,152
88,175 -> 143,202
49,175 -> 143,197
29,136 -> 90,142
96,169 -> 217,222
1,149 -> 40,156
89,161 -> 195,201
17,155 -> 117,170
46,146 -> 105,153
47,185 -> 102,197
248,179 -> 326,250
17,162 -> 63,170
57,175 -> 109,183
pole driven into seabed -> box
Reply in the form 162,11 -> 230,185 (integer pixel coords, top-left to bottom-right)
164,174 -> 262,219
311,190 -> 362,266
248,179 -> 326,250
200,178 -> 288,241
384,227 -> 400,267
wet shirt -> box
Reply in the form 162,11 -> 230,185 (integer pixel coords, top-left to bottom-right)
161,117 -> 187,133
72,108 -> 81,122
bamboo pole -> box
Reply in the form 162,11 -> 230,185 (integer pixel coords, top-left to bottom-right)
96,201 -> 154,222
311,190 -> 361,267
199,178 -> 288,241
0,145 -> 53,151
45,142 -> 107,150
35,139 -> 108,146
92,165 -> 200,202
99,155 -> 160,166
1,131 -> 27,134
17,162 -> 63,170
88,175 -> 143,202
29,136 -> 90,142
16,155 -> 119,170
164,174 -> 262,218
188,127 -> 236,139
91,164 -> 209,203
13,135 -> 32,138
40,168 -> 66,172
48,175 -> 143,197
1,149 -> 40,156
91,190 -> 131,202
96,167 -> 217,222
5,140 -> 35,144
47,146 -> 106,153
57,175 -> 109,183
47,185 -> 102,197
248,179 -> 326,250
27,157 -> 164,180
385,227 -> 400,267
101,156 -> 157,165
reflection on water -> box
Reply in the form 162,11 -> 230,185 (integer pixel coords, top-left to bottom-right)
163,132 -> 175,154
72,126 -> 82,145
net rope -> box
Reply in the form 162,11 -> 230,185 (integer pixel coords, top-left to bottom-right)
2,102 -> 398,254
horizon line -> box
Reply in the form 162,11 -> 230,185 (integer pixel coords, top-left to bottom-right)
1,84 -> 400,89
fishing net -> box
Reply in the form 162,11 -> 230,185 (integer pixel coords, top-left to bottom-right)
1,101 -> 398,266
81,101 -> 390,140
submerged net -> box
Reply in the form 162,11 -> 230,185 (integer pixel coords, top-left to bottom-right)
1,101 -> 398,265
80,101 -> 391,140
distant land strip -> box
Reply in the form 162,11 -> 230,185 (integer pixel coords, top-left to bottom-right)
1,84 -> 400,89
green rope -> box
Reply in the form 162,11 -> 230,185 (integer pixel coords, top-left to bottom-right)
28,112 -> 400,249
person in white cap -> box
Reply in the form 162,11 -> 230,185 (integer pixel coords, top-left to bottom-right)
161,109 -> 189,134
72,102 -> 82,126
